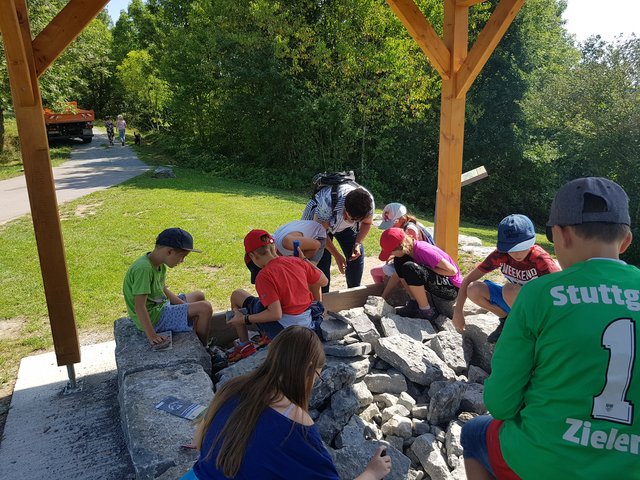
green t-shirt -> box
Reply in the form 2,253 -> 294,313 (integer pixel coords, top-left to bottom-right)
122,253 -> 167,330
485,258 -> 640,479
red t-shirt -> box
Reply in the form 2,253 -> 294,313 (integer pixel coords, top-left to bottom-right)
477,244 -> 560,285
256,257 -> 322,314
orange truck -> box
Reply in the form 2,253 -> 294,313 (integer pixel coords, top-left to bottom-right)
44,101 -> 94,143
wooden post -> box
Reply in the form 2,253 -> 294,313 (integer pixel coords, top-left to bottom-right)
0,0 -> 80,366
434,0 -> 468,261
388,0 -> 525,262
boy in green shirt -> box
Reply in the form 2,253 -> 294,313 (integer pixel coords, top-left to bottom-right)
461,178 -> 639,479
123,228 -> 213,345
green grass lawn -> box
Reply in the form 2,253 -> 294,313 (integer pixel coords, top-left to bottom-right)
0,118 -> 72,180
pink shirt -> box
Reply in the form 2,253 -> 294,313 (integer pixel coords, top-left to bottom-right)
412,241 -> 462,288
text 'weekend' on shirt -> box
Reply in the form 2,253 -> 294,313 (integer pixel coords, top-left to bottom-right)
477,244 -> 560,285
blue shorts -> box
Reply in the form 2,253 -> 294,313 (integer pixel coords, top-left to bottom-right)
460,415 -> 496,476
483,280 -> 511,314
242,296 -> 284,339
154,294 -> 191,333
242,297 -> 325,339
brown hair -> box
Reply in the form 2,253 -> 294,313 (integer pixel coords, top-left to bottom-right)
194,327 -> 325,477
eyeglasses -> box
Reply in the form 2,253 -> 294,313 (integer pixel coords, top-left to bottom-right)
314,367 -> 325,386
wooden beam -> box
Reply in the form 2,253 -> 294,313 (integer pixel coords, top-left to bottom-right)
33,0 -> 109,77
386,0 -> 451,79
434,0 -> 468,261
456,0 -> 486,6
0,1 -> 35,106
0,0 -> 80,366
454,0 -> 525,98
461,165 -> 488,187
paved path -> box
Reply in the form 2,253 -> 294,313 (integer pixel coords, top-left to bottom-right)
0,129 -> 149,225
0,342 -> 135,479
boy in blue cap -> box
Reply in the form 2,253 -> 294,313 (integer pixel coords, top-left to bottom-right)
460,177 -> 638,479
123,228 -> 213,346
452,214 -> 560,342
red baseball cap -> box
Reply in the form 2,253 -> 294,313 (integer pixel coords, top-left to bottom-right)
379,228 -> 405,261
243,229 -> 274,260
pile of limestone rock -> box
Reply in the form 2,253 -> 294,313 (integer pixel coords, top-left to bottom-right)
214,296 -> 501,480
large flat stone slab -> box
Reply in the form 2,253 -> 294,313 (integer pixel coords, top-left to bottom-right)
114,317 -> 211,387
119,363 -> 213,479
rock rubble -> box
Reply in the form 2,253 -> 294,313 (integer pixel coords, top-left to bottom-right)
214,296 -> 501,480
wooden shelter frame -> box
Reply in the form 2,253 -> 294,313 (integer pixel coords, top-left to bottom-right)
0,0 -> 524,372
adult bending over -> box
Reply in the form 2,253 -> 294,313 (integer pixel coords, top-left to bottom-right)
302,183 -> 374,292
181,326 -> 391,480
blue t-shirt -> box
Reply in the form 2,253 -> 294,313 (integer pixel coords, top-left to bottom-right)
192,398 -> 340,480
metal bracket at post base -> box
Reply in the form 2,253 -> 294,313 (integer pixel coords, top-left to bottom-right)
62,364 -> 83,395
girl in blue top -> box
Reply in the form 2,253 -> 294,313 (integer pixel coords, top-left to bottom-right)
181,326 -> 391,480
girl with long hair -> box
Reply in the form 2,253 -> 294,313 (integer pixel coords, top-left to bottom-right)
181,326 -> 391,480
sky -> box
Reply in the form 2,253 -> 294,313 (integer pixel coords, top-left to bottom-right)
106,0 -> 638,43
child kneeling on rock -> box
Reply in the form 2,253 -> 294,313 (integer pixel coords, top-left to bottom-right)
227,230 -> 328,362
379,228 -> 461,322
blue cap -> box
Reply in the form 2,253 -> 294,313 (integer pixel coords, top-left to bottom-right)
156,228 -> 201,252
497,214 -> 536,253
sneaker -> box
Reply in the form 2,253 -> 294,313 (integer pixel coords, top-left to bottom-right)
227,341 -> 257,362
252,333 -> 271,348
396,299 -> 419,317
416,307 -> 437,321
487,317 -> 507,344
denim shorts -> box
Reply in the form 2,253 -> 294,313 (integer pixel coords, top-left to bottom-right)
154,294 -> 191,333
242,296 -> 284,339
483,280 -> 511,314
460,415 -> 496,476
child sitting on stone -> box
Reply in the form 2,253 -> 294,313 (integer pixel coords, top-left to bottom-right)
379,228 -> 461,322
461,177 -> 638,479
227,230 -> 328,361
452,214 -> 560,343
122,228 -> 213,346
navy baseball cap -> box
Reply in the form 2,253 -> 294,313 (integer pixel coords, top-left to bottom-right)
156,228 -> 201,252
497,214 -> 536,253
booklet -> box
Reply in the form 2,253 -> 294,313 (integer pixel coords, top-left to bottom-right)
155,396 -> 207,420
152,331 -> 173,351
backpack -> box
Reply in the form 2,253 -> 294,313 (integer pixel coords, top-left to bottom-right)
310,171 -> 359,220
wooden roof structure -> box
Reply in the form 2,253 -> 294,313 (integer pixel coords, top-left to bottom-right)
0,0 -> 524,370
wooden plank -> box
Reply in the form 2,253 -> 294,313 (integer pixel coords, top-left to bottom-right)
386,0 -> 451,79
456,0 -> 486,6
454,0 -> 525,98
0,2 -> 80,366
461,165 -> 488,187
0,1 -> 35,106
33,0 -> 110,77
207,283 -> 385,347
434,0 -> 468,261
323,283 -> 384,313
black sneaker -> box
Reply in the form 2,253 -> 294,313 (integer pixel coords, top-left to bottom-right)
416,307 -> 437,321
396,299 -> 419,317
487,317 -> 507,344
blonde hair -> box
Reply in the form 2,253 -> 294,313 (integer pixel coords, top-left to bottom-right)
399,235 -> 414,256
194,327 -> 325,477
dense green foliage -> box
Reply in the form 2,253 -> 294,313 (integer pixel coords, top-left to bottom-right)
0,0 -> 638,263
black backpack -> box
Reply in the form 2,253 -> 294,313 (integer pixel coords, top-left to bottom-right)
310,171 -> 359,219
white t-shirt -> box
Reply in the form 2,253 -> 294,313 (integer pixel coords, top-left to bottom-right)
272,220 -> 327,256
